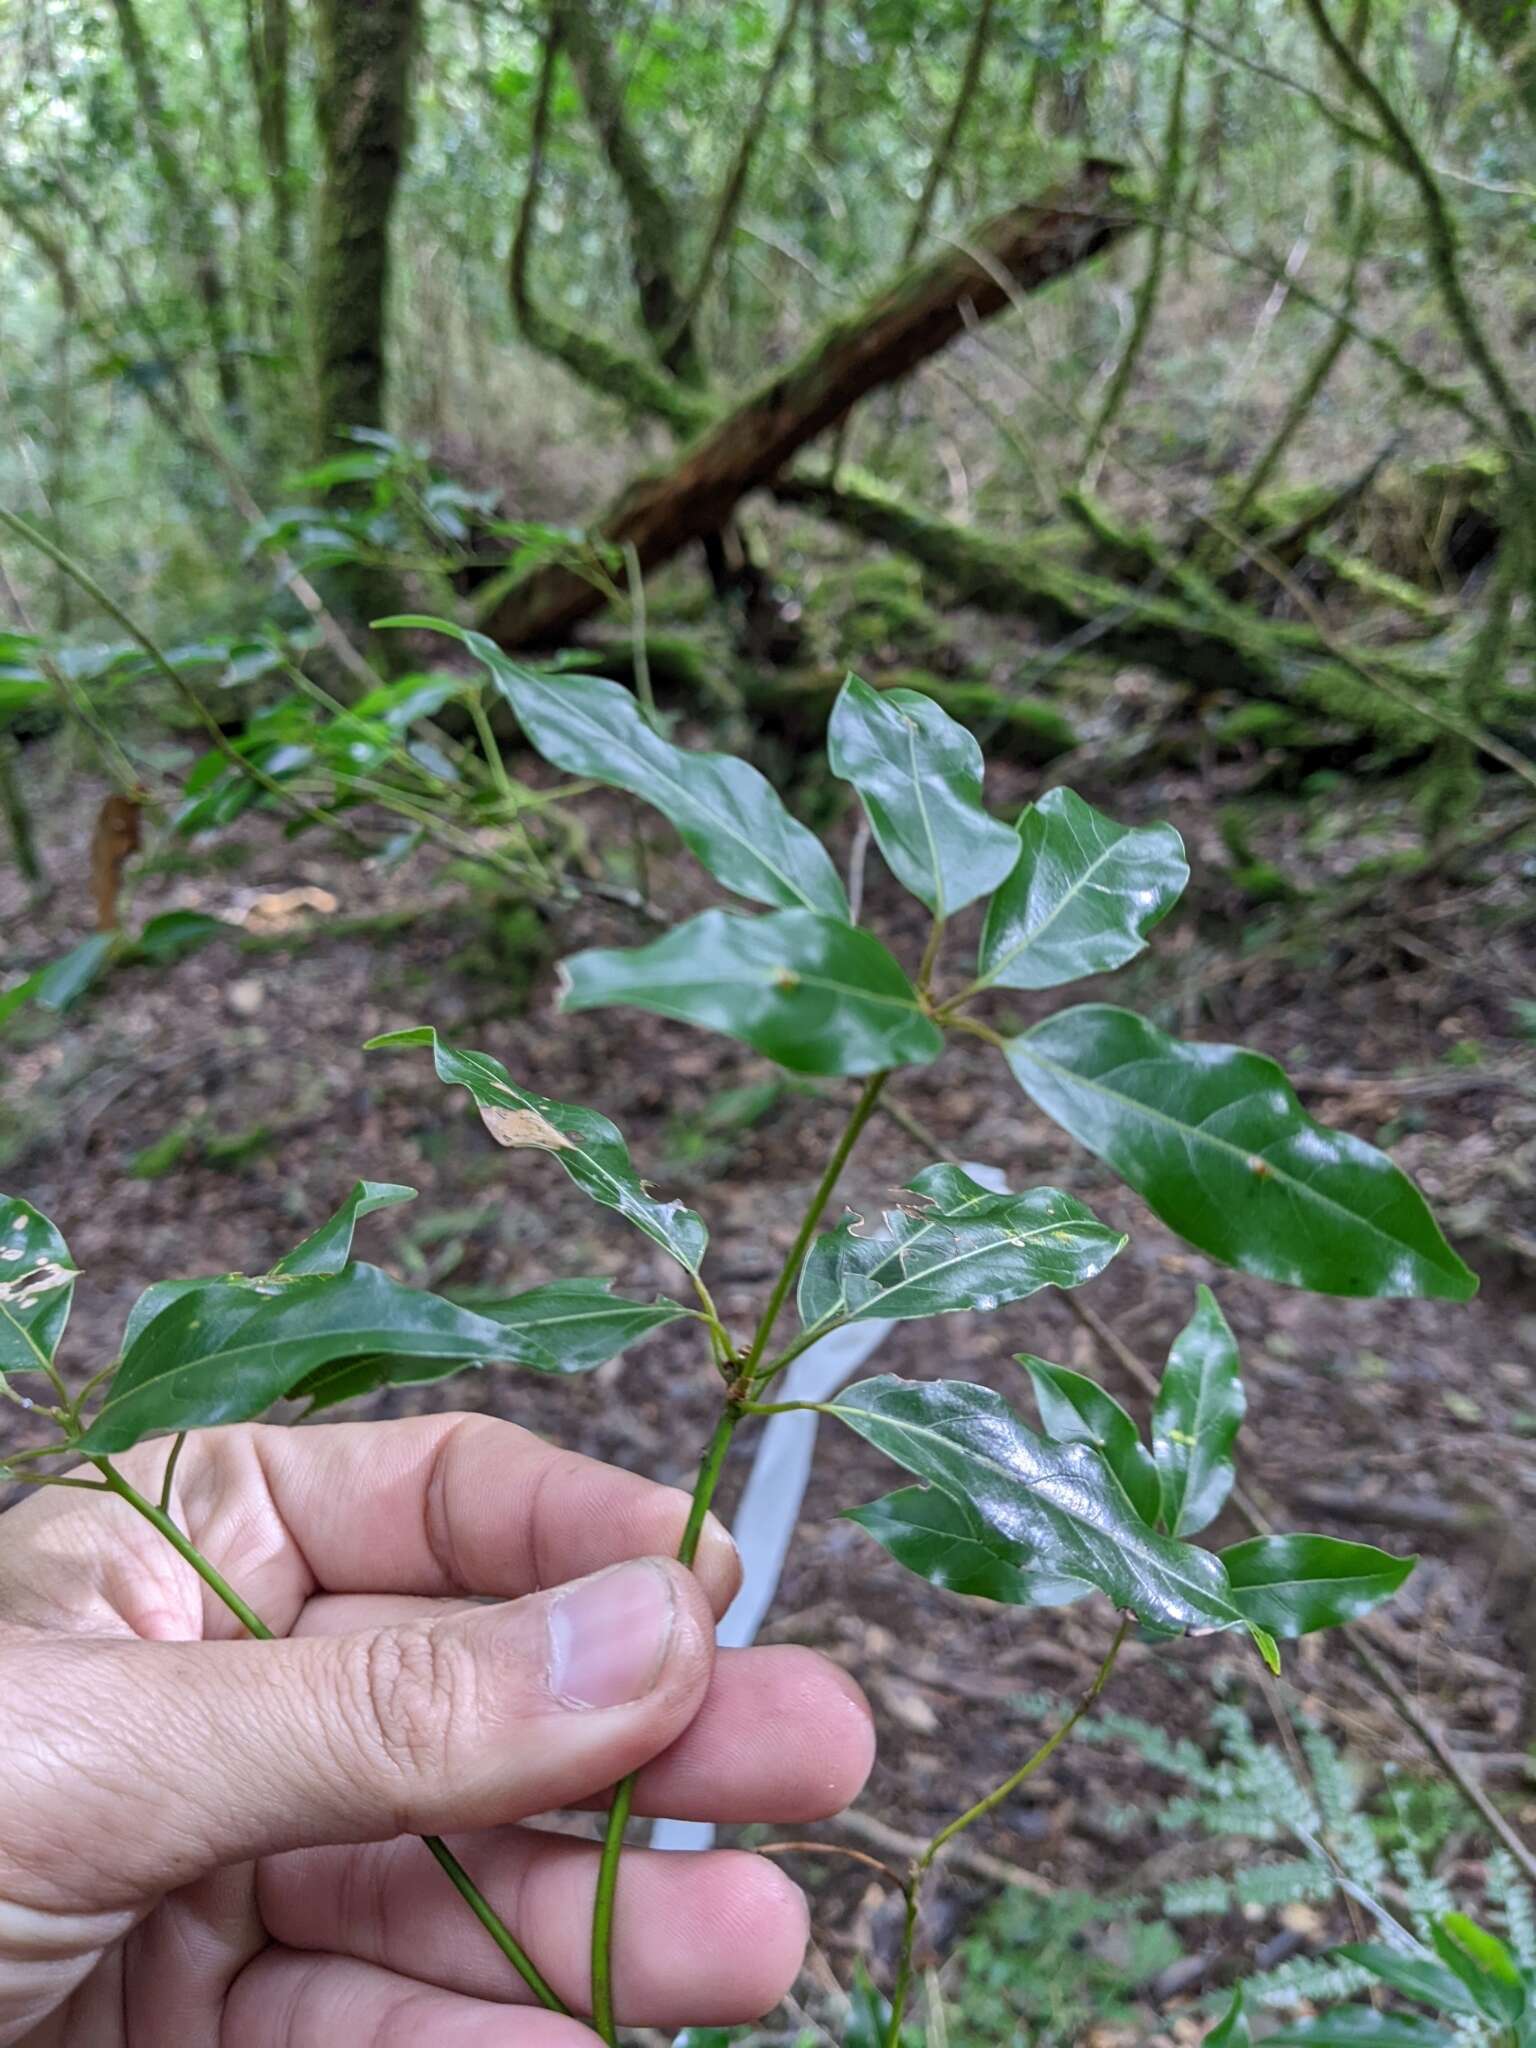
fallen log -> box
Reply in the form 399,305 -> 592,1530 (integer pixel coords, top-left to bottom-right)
485,161 -> 1136,648
773,468 -> 1459,749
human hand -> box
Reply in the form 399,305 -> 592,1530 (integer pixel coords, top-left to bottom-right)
0,1413 -> 874,2043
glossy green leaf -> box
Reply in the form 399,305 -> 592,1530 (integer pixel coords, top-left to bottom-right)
1205,1989 -> 1251,2048
35,934 -> 117,1012
79,1263 -> 517,1452
798,1164 -> 1124,1329
119,1274 -> 220,1355
1151,1286 -> 1244,1536
0,967 -> 46,1026
560,909 -> 943,1077
132,910 -> 230,964
847,1484 -> 1092,1607
1336,1946 -> 1483,2018
975,787 -> 1188,992
365,1026 -> 708,1272
0,1196 -> 78,1374
473,1278 -> 687,1371
1222,1535 -> 1416,1637
1006,1007 -> 1477,1300
1431,1915 -> 1527,2023
824,1375 -> 1244,1635
297,1280 -> 679,1409
380,619 -> 847,918
826,674 -> 1019,917
272,1180 -> 419,1277
1019,1357 -> 1161,1526
1263,2012 -> 1457,2047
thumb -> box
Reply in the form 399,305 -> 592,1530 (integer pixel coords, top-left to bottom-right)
4,1558 -> 713,1908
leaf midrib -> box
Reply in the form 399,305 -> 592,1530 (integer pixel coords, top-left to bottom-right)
831,1398 -> 1239,1620
1014,1035 -> 1457,1278
979,818 -> 1134,989
524,682 -> 839,916
454,1049 -> 703,1269
831,1215 -> 1118,1324
95,1317 -> 506,1428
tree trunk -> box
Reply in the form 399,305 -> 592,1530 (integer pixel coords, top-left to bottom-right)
549,0 -> 706,385
311,0 -> 420,452
245,0 -> 293,288
1452,0 -> 1536,130
108,0 -> 240,412
486,162 -> 1134,647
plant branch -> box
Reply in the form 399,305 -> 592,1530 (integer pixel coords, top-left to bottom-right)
745,1070 -> 890,1379
1296,0 -> 1535,460
591,1071 -> 892,2036
884,1616 -> 1132,2043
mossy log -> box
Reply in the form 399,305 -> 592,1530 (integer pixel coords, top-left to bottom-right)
486,161 -> 1135,648
777,470 -> 1456,749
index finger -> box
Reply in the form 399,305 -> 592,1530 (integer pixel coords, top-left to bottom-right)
133,1413 -> 741,1630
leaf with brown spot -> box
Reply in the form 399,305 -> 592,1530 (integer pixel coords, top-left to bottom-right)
478,1103 -> 574,1151
366,1026 -> 708,1273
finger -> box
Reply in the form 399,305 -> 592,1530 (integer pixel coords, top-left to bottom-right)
296,1597 -> 874,1826
0,1558 -> 715,1909
224,1950 -> 599,2047
261,1830 -> 811,2024
108,1413 -> 741,1630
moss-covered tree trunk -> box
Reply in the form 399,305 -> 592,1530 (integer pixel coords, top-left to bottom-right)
108,0 -> 240,413
245,0 -> 293,290
486,163 -> 1134,646
547,0 -> 706,387
1453,0 -> 1536,130
311,0 -> 420,453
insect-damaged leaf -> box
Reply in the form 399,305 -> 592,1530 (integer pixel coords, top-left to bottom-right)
976,787 -> 1188,992
560,909 -> 943,1077
826,674 -> 1019,917
379,619 -> 848,919
366,1026 -> 708,1273
797,1163 -> 1124,1330
1151,1285 -> 1244,1537
1222,1535 -> 1416,1637
0,1195 -> 78,1374
1006,1006 -> 1477,1299
847,1484 -> 1092,1608
823,1374 -> 1244,1635
78,1263 -> 520,1451
1019,1356 -> 1161,1528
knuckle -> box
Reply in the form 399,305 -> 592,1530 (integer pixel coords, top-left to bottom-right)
348,1622 -> 474,1784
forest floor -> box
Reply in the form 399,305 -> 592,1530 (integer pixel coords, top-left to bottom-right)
3,715 -> 1535,2038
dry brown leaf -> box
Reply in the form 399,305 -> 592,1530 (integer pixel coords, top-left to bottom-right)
90,794 -> 142,930
242,886 -> 340,934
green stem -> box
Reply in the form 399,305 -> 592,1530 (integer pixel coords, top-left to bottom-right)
744,1070 -> 890,1379
589,1402 -> 743,2043
591,1071 -> 890,2037
883,1616 -> 1131,2047
469,691 -> 517,807
90,1456 -> 569,2015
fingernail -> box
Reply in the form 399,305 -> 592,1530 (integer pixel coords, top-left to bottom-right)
547,1560 -> 678,1709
